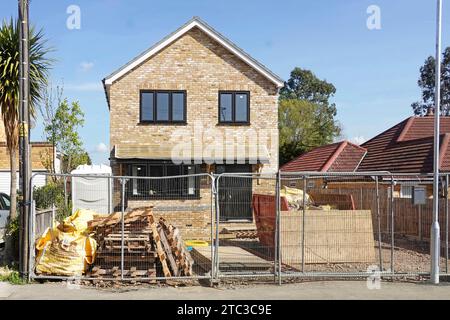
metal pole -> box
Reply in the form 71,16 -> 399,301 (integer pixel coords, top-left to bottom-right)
18,0 -> 31,278
63,176 -> 68,207
27,200 -> 35,282
120,178 -> 125,280
446,174 -> 449,274
51,204 -> 55,229
210,175 -> 215,282
375,176 -> 383,271
419,205 -> 422,240
214,175 -> 221,281
301,176 -> 307,273
275,173 -> 281,285
390,176 -> 394,275
431,0 -> 443,284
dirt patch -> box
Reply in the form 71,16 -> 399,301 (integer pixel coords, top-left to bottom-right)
221,237 -> 448,277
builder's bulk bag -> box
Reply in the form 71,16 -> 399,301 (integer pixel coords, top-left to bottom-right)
61,209 -> 98,234
35,227 -> 96,276
34,209 -> 98,277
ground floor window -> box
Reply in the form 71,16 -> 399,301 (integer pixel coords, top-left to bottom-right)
127,163 -> 200,199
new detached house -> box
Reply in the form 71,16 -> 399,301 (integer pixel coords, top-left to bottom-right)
103,17 -> 282,237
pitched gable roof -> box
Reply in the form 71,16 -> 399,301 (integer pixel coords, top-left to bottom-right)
280,141 -> 367,172
281,116 -> 450,174
103,17 -> 284,88
358,116 -> 450,173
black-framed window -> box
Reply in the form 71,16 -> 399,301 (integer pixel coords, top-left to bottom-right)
140,90 -> 186,123
218,91 -> 250,124
127,163 -> 200,199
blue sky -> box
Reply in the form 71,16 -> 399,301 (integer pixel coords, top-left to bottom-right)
1,0 -> 449,164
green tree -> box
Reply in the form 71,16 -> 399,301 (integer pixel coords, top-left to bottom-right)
279,68 -> 341,165
62,150 -> 91,173
411,47 -> 450,116
0,19 -> 52,264
38,84 -> 63,176
44,98 -> 90,174
0,19 -> 51,221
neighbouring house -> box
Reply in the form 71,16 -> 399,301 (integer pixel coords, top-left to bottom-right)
280,141 -> 367,173
102,17 -> 283,239
280,112 -> 450,241
281,111 -> 450,198
0,119 -> 57,194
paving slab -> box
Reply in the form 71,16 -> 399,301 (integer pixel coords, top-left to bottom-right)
1,280 -> 450,300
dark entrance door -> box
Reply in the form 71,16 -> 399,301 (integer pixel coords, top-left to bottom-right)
216,164 -> 253,221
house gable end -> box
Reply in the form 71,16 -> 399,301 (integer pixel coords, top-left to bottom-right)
103,17 -> 283,98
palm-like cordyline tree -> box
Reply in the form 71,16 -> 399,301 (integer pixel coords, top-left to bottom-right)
0,19 -> 51,243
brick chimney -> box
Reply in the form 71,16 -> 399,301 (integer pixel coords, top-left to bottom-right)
426,107 -> 435,116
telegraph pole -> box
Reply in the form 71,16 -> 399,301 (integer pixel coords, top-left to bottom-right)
18,0 -> 31,278
431,0 -> 442,285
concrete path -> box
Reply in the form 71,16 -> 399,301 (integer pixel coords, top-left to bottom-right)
1,280 -> 450,300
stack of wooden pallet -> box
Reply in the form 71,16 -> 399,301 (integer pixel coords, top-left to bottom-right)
86,207 -> 193,279
158,217 -> 194,276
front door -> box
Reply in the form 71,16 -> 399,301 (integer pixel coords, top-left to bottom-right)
216,164 -> 253,221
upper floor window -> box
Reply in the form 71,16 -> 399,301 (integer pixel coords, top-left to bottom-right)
218,91 -> 250,124
140,90 -> 186,123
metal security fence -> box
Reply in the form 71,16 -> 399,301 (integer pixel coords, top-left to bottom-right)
27,171 -> 450,283
29,173 -> 216,282
214,173 -> 278,278
277,172 -> 449,279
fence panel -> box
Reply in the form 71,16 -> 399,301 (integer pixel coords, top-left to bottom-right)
34,207 -> 54,238
215,173 -> 278,279
29,173 -> 215,282
279,173 -> 388,277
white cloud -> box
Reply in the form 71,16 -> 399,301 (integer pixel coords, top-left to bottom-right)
350,136 -> 366,145
65,82 -> 103,92
79,61 -> 94,72
95,142 -> 108,153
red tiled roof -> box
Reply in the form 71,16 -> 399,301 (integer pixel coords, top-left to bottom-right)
281,116 -> 450,174
397,116 -> 450,142
358,116 -> 450,173
281,141 -> 367,172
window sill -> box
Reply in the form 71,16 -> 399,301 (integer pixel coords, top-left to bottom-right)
137,121 -> 188,126
216,122 -> 251,127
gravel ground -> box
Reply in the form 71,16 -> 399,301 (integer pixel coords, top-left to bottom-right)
222,237 -> 448,277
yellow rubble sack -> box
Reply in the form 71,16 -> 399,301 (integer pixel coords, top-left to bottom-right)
280,186 -> 310,209
34,209 -> 98,277
61,209 -> 98,233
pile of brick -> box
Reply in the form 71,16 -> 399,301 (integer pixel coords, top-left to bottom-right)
86,207 -> 193,279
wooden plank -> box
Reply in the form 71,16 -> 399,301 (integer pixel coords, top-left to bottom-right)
222,226 -> 257,233
191,246 -> 271,272
151,222 -> 171,277
280,210 -> 376,266
88,268 -> 156,278
159,219 -> 194,276
157,224 -> 179,276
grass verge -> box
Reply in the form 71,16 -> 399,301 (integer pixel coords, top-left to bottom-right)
0,267 -> 27,285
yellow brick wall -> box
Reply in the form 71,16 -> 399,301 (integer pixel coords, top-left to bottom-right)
0,119 -> 6,142
108,27 -> 280,235
0,143 -> 53,170
109,27 -> 279,174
